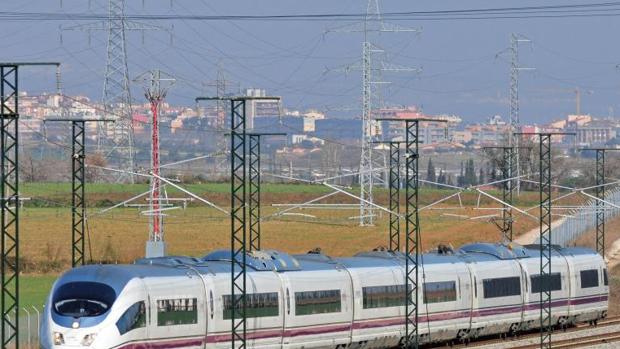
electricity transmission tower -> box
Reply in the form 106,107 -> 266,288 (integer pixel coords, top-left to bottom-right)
205,65 -> 239,129
61,0 -> 171,182
134,70 -> 175,258
507,34 -> 534,194
330,0 -> 419,226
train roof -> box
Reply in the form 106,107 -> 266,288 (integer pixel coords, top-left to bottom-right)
55,242 -> 601,293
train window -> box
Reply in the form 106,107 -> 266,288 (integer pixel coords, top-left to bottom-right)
604,269 -> 609,286
482,277 -> 521,298
116,301 -> 146,335
423,281 -> 457,304
157,298 -> 198,326
580,269 -> 599,288
53,282 -> 116,318
530,273 -> 562,293
222,292 -> 279,319
295,289 -> 341,316
362,285 -> 406,309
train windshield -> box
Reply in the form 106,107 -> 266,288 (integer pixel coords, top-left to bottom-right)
53,282 -> 116,318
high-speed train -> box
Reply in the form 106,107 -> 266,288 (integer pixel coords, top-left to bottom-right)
40,242 -> 608,349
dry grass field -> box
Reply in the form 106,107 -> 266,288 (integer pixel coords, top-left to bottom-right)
21,183 -> 592,308
21,187 -> 546,268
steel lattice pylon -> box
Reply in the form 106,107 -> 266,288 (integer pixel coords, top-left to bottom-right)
135,69 -> 175,258
377,117 -> 444,349
46,116 -> 115,267
230,99 -> 248,349
249,134 -> 261,252
354,0 -> 419,227
359,41 -> 374,226
508,34 -> 533,195
539,134 -> 552,349
63,0 -> 171,182
196,95 -> 281,349
389,142 -> 401,251
404,121 -> 420,349
373,140 -> 402,251
0,65 -> 19,349
0,63 -> 58,348
72,121 -> 86,266
102,0 -> 135,182
595,149 -> 605,255
248,132 -> 285,252
579,147 -> 620,255
509,34 -> 521,194
502,147 -> 515,241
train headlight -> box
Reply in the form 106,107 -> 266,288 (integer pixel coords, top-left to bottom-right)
53,332 -> 65,345
81,333 -> 97,346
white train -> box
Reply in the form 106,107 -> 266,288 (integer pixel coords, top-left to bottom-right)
40,242 -> 608,349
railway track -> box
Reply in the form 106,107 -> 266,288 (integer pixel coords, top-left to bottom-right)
510,329 -> 620,348
440,316 -> 620,348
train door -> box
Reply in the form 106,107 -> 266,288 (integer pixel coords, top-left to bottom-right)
515,259 -> 528,330
145,275 -> 206,348
461,262 -> 475,336
279,274 -> 293,349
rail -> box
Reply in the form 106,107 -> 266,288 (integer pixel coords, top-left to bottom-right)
448,316 -> 620,348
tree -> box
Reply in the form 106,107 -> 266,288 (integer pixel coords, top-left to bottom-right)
426,158 -> 436,186
446,174 -> 454,186
479,167 -> 485,185
464,158 -> 477,186
437,169 -> 445,184
457,161 -> 465,187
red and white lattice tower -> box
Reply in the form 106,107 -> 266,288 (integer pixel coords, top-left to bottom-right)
135,70 -> 175,257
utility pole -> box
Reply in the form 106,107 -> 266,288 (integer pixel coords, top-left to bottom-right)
508,34 -> 534,195
372,141 -> 404,251
196,95 -> 281,349
44,117 -> 115,267
517,132 -> 574,349
61,0 -> 171,183
378,118 -> 446,349
135,70 -> 175,258
0,62 -> 59,349
328,0 -> 419,226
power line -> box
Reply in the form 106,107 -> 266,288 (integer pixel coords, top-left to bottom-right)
6,2 -> 620,21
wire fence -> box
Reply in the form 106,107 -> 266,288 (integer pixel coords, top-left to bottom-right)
536,187 -> 620,247
3,306 -> 44,349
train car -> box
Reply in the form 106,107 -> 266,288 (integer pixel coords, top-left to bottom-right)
40,243 -> 607,349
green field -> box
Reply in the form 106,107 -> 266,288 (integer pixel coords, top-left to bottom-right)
22,275 -> 57,308
22,182 -> 334,196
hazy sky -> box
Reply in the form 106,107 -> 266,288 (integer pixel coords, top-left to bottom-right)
2,0 -> 620,123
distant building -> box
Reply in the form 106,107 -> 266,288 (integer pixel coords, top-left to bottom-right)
245,88 -> 281,129
377,106 -> 461,145
574,121 -> 617,145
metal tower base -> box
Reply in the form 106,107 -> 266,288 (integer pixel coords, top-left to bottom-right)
146,241 -> 167,258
